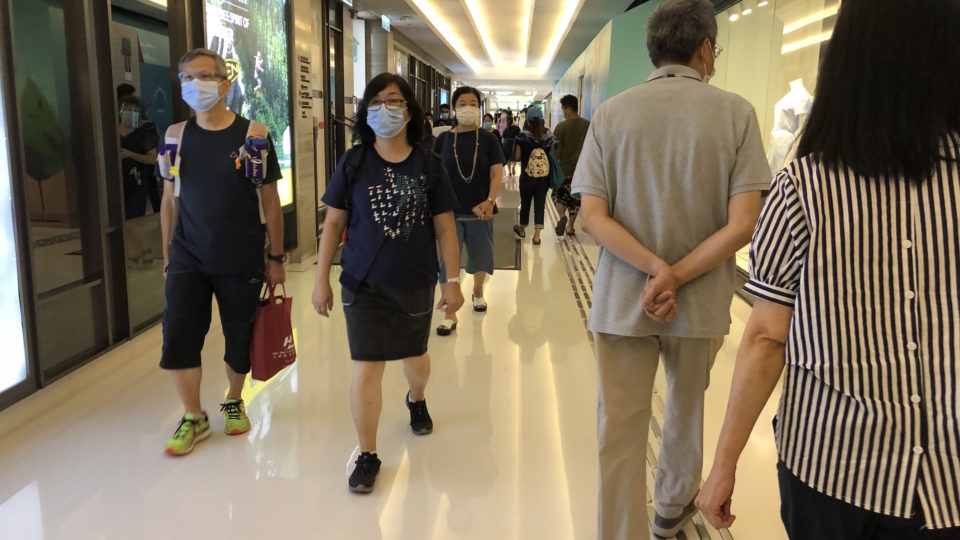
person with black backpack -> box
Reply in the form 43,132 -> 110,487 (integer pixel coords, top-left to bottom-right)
312,73 -> 464,495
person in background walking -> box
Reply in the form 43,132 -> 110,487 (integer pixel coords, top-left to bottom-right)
433,86 -> 505,336
551,94 -> 589,236
483,112 -> 502,146
501,110 -> 521,178
513,106 -> 558,246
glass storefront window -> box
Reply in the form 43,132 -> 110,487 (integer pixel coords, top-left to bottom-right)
711,0 -> 841,272
13,0 -> 110,376
0,60 -> 29,395
111,9 -> 172,331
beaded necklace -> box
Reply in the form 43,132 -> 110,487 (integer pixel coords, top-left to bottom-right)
452,126 -> 480,183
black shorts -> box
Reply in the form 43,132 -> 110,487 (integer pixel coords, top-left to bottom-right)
160,260 -> 263,374
342,282 -> 434,361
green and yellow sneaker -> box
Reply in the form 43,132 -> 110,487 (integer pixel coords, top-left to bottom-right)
220,399 -> 251,435
164,412 -> 211,457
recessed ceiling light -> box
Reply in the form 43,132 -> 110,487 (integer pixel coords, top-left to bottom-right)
758,1 -> 769,6
742,8 -> 753,15
729,13 -> 740,21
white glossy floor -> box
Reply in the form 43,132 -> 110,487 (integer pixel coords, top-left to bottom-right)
0,225 -> 787,540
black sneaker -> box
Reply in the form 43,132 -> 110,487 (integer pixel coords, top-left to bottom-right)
348,452 -> 382,494
405,391 -> 434,435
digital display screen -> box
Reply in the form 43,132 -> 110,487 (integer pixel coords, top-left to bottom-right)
0,75 -> 28,394
205,0 -> 294,206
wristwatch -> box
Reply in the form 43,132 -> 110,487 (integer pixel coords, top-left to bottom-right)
445,276 -> 461,284
267,252 -> 287,263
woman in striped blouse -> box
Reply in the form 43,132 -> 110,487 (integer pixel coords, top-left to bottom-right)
697,0 -> 960,538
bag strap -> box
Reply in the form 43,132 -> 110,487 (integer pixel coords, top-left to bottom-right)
343,145 -> 366,219
162,121 -> 188,197
245,120 -> 270,225
260,282 -> 287,302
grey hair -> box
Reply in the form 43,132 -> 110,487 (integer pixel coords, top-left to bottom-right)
177,48 -> 228,75
646,0 -> 717,67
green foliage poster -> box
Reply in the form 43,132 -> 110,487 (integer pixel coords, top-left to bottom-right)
204,0 -> 293,205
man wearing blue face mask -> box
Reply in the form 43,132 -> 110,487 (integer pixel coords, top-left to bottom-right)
157,48 -> 285,457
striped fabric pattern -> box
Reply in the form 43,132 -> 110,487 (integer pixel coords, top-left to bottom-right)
744,134 -> 960,529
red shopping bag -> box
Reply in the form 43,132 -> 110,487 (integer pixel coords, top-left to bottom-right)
250,284 -> 297,381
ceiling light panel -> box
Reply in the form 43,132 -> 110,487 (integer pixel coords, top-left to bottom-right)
526,0 -> 586,73
406,0 -> 492,71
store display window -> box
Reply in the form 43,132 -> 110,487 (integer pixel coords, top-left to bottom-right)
710,0 -> 841,273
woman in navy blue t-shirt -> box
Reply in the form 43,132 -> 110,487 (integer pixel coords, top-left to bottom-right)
433,86 -> 505,336
313,73 -> 464,495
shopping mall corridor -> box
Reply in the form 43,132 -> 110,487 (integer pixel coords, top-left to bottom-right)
0,203 -> 786,540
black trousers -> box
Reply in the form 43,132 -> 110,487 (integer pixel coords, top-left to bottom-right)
779,461 -> 959,540
519,177 -> 548,228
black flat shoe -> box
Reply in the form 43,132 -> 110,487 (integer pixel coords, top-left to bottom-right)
513,225 -> 526,239
555,216 -> 568,236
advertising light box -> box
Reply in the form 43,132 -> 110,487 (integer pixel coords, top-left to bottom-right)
205,0 -> 294,206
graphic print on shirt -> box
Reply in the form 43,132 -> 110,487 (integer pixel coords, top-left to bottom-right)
368,166 -> 430,240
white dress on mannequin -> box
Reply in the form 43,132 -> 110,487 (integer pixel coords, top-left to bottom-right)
767,79 -> 813,172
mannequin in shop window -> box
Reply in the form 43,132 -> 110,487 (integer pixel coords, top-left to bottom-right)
767,78 -> 813,172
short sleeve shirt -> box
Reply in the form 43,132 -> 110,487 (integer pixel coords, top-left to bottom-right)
169,116 -> 282,274
553,117 -> 590,179
572,65 -> 771,338
435,129 -> 505,217
322,146 -> 458,290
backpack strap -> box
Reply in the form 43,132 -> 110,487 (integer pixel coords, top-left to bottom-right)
343,145 -> 366,220
159,121 -> 188,197
245,120 -> 270,225
159,121 -> 188,244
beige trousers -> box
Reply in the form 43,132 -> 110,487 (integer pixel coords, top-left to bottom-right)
595,333 -> 723,540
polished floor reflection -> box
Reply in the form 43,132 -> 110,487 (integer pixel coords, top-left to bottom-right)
0,225 -> 786,540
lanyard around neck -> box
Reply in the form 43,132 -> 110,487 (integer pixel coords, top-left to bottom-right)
646,73 -> 702,84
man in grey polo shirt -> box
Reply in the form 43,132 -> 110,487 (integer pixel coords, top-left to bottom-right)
573,1 -> 771,538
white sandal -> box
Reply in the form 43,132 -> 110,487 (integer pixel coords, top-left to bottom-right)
472,295 -> 488,312
436,319 -> 458,336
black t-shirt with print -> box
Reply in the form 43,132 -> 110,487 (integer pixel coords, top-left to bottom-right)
434,128 -> 505,217
168,116 -> 282,274
322,146 -> 458,291
120,123 -> 158,219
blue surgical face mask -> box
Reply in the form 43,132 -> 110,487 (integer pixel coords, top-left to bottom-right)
367,106 -> 408,139
483,121 -> 494,130
181,80 -> 223,113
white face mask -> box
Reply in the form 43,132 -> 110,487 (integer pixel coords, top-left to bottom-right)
182,80 -> 224,112
455,105 -> 480,126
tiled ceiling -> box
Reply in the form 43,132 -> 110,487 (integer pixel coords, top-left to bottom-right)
355,0 -> 633,92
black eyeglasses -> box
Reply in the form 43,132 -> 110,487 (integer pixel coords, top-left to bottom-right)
368,98 -> 407,111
